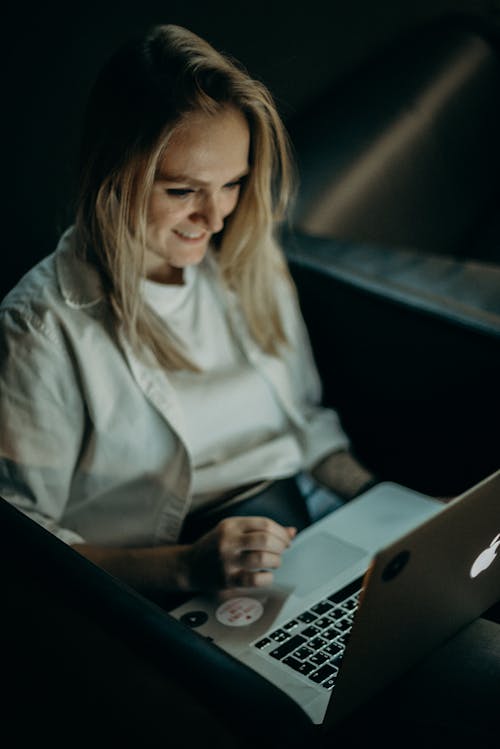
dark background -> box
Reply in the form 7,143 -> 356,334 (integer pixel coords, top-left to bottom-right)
3,0 -> 500,289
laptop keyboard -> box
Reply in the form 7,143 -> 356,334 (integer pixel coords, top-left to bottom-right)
253,577 -> 362,691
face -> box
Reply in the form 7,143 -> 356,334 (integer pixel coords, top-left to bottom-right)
145,106 -> 250,284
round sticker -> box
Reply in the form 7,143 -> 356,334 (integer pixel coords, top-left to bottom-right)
179,610 -> 209,628
215,597 -> 264,627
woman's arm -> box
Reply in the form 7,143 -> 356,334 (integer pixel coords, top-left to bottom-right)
312,449 -> 377,500
73,515 -> 297,598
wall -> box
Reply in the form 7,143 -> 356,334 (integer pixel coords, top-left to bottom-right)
3,0 -> 500,295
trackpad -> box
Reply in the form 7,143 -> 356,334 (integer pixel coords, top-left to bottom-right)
275,531 -> 367,596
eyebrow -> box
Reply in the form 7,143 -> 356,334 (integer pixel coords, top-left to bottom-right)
155,168 -> 250,186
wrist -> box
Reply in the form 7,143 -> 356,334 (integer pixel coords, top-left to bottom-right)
168,545 -> 193,591
350,475 -> 380,499
141,544 -> 194,594
312,450 -> 377,500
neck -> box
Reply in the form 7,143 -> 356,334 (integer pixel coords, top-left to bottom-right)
145,265 -> 185,285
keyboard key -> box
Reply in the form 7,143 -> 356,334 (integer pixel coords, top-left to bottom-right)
311,600 -> 333,615
309,636 -> 327,650
308,664 -> 337,684
270,629 -> 290,642
283,656 -> 315,675
323,626 -> 341,640
329,606 -> 345,619
323,675 -> 337,690
294,646 -> 314,661
309,651 -> 329,666
254,637 -> 272,650
269,634 -> 307,660
283,619 -> 299,631
298,611 -> 317,624
343,598 -> 358,611
335,618 -> 351,632
330,653 -> 343,667
301,625 -> 320,638
324,642 -> 342,657
314,617 -> 333,629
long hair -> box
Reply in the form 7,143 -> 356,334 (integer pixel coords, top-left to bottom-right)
75,24 -> 296,370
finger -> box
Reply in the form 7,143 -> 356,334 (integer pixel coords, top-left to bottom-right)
231,516 -> 296,547
238,530 -> 292,555
228,568 -> 274,589
240,549 -> 283,571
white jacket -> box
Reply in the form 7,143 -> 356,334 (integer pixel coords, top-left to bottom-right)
0,228 -> 349,546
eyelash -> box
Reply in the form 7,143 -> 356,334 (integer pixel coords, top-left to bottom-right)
165,179 -> 245,198
166,188 -> 194,198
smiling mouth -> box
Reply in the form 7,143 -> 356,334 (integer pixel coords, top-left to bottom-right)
173,229 -> 207,241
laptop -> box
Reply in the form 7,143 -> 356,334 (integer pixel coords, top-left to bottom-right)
171,470 -> 500,729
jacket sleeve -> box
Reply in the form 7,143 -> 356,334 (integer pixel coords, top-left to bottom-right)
0,306 -> 86,543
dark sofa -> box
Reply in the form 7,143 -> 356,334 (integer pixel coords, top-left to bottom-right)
288,13 -> 500,262
285,229 -> 500,498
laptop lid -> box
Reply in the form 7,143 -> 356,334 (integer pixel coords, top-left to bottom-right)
325,467 -> 500,728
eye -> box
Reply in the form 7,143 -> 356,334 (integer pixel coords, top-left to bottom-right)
165,187 -> 195,198
224,177 -> 245,190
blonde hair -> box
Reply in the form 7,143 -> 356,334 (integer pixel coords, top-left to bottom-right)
75,24 -> 296,370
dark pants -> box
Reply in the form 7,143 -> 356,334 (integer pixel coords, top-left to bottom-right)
180,475 -> 312,544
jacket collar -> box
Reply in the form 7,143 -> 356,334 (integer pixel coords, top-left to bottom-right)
55,226 -> 105,308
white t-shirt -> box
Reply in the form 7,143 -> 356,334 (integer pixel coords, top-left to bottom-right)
141,263 -> 304,509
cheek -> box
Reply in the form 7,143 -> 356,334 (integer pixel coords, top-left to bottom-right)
223,190 -> 241,218
147,197 -> 185,231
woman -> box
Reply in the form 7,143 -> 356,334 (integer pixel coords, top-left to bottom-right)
0,25 -> 375,602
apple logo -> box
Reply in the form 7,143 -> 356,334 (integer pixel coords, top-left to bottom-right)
469,533 -> 500,579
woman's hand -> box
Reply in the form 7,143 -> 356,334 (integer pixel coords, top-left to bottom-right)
181,516 -> 297,592
74,517 -> 296,598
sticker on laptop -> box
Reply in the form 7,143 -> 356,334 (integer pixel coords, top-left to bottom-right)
216,596 -> 264,627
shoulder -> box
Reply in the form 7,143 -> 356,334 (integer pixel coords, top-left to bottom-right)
1,227 -> 107,345
1,252 -> 62,342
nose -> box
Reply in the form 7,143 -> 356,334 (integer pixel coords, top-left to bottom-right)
194,194 -> 225,233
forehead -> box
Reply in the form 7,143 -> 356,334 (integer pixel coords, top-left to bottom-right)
156,107 -> 250,179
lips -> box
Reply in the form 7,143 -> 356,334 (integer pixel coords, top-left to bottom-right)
173,228 -> 206,241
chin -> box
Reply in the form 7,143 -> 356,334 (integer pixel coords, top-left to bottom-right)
180,245 -> 210,266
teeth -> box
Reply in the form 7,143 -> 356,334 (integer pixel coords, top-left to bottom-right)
174,229 -> 204,239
